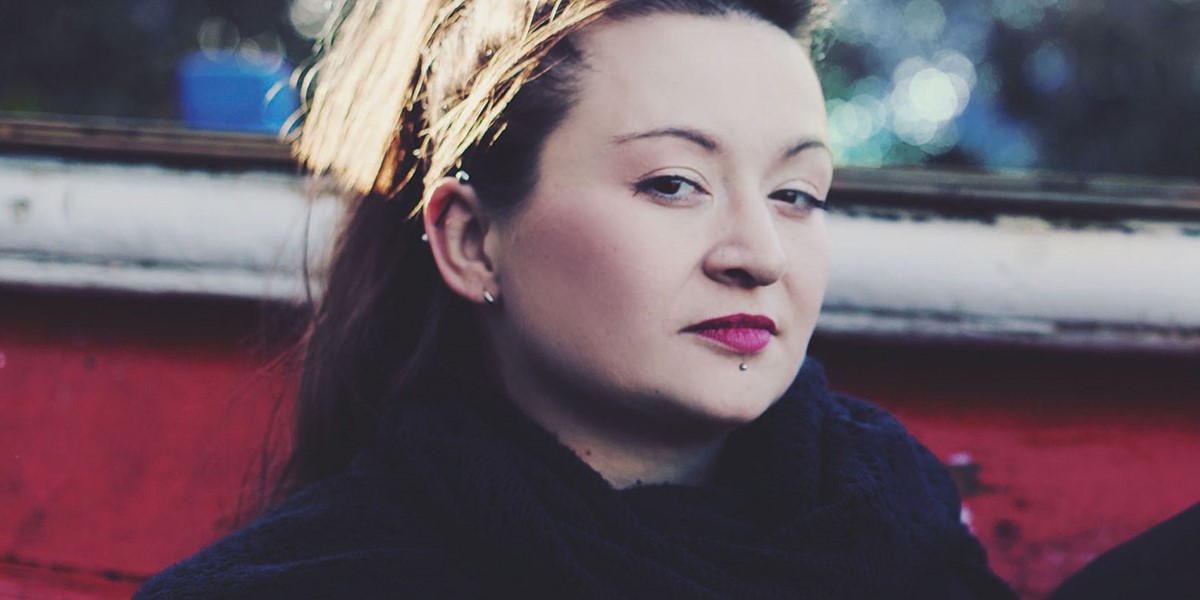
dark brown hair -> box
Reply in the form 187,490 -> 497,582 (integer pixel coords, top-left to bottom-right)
271,0 -> 831,505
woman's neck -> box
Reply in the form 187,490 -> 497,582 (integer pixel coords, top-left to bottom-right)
500,375 -> 733,489
568,428 -> 730,489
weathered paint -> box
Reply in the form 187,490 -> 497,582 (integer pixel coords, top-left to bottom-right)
2,290 -> 1198,599
0,155 -> 339,301
821,212 -> 1200,351
4,155 -> 1200,351
0,291 -> 296,597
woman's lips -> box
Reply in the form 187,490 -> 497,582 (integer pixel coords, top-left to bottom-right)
683,314 -> 777,354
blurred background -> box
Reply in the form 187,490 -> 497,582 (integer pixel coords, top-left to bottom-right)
1,2 -> 1198,599
1,0 -> 1198,179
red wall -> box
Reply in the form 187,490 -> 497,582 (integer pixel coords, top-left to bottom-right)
0,291 -> 295,598
2,289 -> 1198,599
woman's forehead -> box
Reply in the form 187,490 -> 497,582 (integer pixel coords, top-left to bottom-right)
568,12 -> 829,153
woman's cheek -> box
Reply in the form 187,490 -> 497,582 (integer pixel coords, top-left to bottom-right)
504,197 -> 651,354
787,217 -> 830,291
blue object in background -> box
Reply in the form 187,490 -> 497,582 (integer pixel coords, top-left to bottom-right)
177,50 -> 298,134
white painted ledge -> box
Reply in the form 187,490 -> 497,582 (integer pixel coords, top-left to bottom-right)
822,213 -> 1200,351
0,156 -> 339,302
2,155 -> 1198,352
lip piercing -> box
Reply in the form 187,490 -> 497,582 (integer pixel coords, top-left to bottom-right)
739,363 -> 748,371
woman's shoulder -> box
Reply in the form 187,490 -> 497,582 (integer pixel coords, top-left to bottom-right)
822,389 -> 965,517
133,463 -> 466,599
824,390 -> 932,454
825,390 -> 901,426
792,359 -> 916,436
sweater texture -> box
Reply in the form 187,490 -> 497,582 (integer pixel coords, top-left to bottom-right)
135,359 -> 1016,599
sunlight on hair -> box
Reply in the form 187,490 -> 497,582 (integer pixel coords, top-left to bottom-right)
294,0 -> 612,216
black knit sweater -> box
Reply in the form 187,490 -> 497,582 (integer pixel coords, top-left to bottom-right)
135,359 -> 1016,599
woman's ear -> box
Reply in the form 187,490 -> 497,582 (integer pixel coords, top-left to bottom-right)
423,177 -> 499,304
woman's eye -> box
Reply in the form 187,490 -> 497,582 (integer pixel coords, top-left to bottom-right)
769,189 -> 827,211
635,175 -> 704,200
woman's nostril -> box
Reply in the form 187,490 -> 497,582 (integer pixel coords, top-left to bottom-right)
723,268 -> 758,288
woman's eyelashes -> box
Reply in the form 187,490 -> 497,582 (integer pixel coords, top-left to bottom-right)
633,173 -> 828,211
768,188 -> 828,211
634,174 -> 708,202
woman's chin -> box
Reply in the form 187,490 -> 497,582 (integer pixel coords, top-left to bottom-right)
693,386 -> 785,426
647,371 -> 795,434
662,349 -> 801,424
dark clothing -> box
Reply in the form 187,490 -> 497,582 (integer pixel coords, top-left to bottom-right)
1048,501 -> 1200,600
135,360 -> 1016,599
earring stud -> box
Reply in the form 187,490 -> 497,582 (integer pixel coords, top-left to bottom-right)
483,290 -> 496,305
455,170 -> 471,184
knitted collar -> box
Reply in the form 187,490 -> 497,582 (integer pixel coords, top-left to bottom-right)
365,359 -> 1012,599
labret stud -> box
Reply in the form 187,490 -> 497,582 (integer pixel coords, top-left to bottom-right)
739,362 -> 749,372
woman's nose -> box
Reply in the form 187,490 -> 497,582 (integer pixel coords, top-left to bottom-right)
702,198 -> 788,288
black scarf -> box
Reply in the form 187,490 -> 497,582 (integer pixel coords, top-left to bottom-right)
136,359 -> 1016,599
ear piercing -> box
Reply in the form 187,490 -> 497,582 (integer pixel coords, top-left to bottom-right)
420,173 -> 470,244
483,289 -> 497,305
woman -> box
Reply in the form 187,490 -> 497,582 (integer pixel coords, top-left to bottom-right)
137,0 -> 1017,597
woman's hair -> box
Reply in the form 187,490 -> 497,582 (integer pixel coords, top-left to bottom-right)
271,0 -> 832,504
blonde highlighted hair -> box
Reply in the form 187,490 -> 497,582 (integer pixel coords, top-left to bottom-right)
295,0 -> 613,215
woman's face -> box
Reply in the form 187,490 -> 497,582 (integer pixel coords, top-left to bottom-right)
485,13 -> 832,434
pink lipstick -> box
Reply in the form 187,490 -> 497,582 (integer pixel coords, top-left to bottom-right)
683,313 -> 777,354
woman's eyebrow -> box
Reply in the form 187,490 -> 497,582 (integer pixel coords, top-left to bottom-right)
611,127 -> 719,153
784,139 -> 831,159
612,127 -> 830,161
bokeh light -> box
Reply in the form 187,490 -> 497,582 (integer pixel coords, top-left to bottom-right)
1024,41 -> 1072,94
820,0 -> 1200,176
197,17 -> 241,58
903,0 -> 947,41
1,0 -> 1197,179
289,0 -> 344,41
